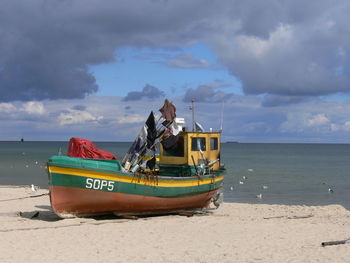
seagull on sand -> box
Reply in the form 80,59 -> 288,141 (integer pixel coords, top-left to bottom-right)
31,184 -> 38,192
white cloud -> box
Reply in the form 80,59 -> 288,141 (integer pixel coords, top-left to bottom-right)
307,114 -> 329,127
58,109 -> 103,125
343,121 -> 350,131
235,24 -> 293,57
22,101 -> 45,115
280,112 -> 331,133
331,121 -> 350,132
0,103 -> 16,113
3,95 -> 350,143
117,114 -> 145,124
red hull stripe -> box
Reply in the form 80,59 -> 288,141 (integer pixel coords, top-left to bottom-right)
50,185 -> 218,216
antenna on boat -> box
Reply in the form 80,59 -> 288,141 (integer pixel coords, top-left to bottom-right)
189,99 -> 195,131
220,101 -> 225,132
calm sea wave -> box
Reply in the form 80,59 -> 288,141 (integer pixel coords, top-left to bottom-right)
0,141 -> 349,209
222,143 -> 350,209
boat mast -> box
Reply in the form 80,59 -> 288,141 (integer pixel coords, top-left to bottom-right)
220,101 -> 224,132
190,99 -> 195,131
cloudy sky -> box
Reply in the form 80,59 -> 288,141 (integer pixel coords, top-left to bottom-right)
1,0 -> 350,143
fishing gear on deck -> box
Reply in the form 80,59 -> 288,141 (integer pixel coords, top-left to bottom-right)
122,99 -> 177,173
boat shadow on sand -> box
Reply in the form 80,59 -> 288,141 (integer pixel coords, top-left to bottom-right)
19,206 -> 215,223
19,205 -> 62,222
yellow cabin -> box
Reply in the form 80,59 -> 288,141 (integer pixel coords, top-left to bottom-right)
159,131 -> 222,176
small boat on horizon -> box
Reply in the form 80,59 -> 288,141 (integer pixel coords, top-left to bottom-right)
47,99 -> 225,218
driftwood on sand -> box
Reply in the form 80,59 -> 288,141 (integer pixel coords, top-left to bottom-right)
322,238 -> 350,247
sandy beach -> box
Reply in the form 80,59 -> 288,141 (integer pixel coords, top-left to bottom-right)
0,186 -> 350,263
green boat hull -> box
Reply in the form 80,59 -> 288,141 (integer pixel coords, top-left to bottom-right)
47,156 -> 224,217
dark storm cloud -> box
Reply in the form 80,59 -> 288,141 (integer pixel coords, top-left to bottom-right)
209,0 -> 350,97
0,0 -> 210,102
183,83 -> 233,103
0,1 -> 104,101
1,0 -> 350,102
123,84 -> 165,101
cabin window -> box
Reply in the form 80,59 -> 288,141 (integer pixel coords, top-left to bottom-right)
163,136 -> 184,157
191,137 -> 206,151
210,137 -> 218,150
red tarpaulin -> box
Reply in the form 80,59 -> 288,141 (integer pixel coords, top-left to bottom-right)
67,137 -> 118,160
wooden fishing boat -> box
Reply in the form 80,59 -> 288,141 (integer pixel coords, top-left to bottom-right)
47,100 -> 225,218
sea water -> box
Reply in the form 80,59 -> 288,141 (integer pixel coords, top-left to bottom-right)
222,143 -> 350,209
0,141 -> 349,209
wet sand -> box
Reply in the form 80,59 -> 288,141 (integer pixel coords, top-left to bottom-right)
0,186 -> 350,262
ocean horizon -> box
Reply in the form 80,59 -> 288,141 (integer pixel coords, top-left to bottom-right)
0,141 -> 349,210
